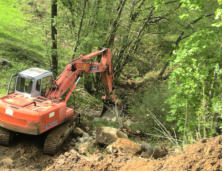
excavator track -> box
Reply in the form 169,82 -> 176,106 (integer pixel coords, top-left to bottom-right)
0,127 -> 15,146
43,121 -> 74,155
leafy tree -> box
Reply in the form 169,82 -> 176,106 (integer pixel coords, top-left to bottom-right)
167,0 -> 222,142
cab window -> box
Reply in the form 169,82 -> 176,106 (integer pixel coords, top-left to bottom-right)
16,77 -> 33,93
41,76 -> 52,96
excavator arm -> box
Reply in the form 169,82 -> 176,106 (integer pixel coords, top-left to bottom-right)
47,48 -> 117,104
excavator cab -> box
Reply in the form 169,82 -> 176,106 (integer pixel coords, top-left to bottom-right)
7,68 -> 53,97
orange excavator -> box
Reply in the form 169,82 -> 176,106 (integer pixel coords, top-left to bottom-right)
0,48 -> 117,154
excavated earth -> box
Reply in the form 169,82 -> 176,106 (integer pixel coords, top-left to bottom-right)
0,132 -> 221,171
121,135 -> 222,171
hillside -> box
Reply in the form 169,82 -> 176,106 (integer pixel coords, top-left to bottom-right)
0,0 -> 221,171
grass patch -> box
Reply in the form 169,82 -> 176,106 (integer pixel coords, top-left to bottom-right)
0,0 -> 48,96
0,42 -> 44,64
91,119 -> 120,129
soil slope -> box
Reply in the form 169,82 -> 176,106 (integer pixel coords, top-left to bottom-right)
121,135 -> 222,171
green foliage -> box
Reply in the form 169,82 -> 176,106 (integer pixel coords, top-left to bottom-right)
67,86 -> 103,110
151,0 -> 222,142
128,81 -> 174,137
82,115 -> 119,130
167,10 -> 222,141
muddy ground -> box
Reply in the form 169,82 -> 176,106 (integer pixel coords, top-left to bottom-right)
0,134 -> 52,170
0,131 -> 221,171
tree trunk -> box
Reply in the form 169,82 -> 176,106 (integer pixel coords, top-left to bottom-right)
104,0 -> 127,48
51,0 -> 58,76
73,0 -> 88,56
114,6 -> 155,78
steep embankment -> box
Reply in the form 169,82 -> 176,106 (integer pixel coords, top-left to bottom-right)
121,135 -> 222,171
45,135 -> 222,171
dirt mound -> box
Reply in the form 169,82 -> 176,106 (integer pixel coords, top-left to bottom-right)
46,135 -> 222,171
121,135 -> 222,171
45,149 -> 133,171
106,138 -> 141,155
0,131 -> 221,171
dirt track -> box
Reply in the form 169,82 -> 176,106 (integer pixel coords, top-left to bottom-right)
0,133 -> 221,171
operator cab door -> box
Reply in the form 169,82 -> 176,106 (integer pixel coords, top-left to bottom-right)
29,76 -> 53,97
39,76 -> 52,97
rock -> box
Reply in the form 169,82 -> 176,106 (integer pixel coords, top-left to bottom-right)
73,127 -> 86,137
0,58 -> 11,66
106,138 -> 141,155
92,131 -> 96,139
96,127 -> 128,145
83,132 -> 90,138
138,141 -> 168,159
117,130 -> 128,138
140,151 -> 152,158
201,138 -> 208,143
85,126 -> 90,132
16,147 -> 25,154
124,119 -> 133,127
64,152 -> 70,157
70,149 -> 79,155
71,138 -> 77,143
1,157 -> 13,167
77,134 -> 91,143
106,144 -> 114,154
102,110 -> 117,121
76,141 -> 94,154
57,158 -> 65,165
58,154 -> 65,160
153,147 -> 168,159
101,106 -> 122,122
139,141 -> 154,152
136,130 -> 141,134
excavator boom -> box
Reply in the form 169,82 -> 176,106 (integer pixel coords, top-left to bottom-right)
47,48 -> 115,103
